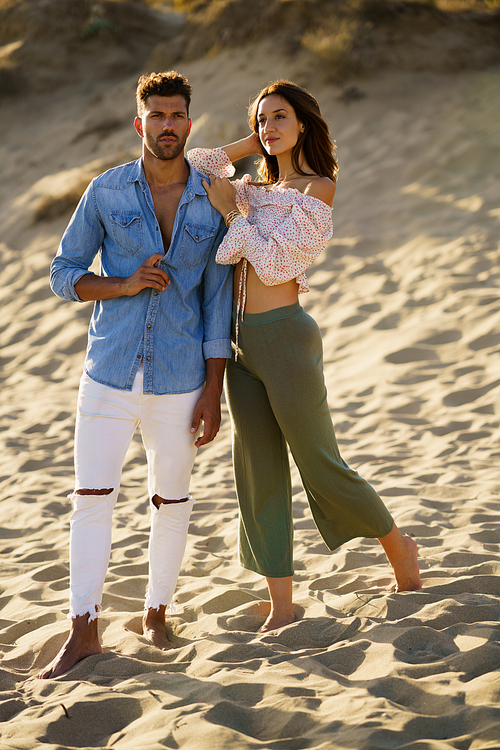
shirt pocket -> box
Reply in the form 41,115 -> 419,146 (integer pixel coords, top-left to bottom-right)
110,212 -> 143,255
180,224 -> 216,269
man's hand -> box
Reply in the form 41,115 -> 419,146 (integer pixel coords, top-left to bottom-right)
190,358 -> 226,448
122,253 -> 170,296
75,253 -> 170,301
190,388 -> 222,448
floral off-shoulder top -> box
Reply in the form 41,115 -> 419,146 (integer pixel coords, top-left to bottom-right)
187,147 -> 334,356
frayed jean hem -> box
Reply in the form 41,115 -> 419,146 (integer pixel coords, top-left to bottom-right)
67,604 -> 102,622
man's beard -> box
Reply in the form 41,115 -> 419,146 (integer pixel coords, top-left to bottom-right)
145,130 -> 188,161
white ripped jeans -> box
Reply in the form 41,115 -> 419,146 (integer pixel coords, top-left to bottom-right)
69,369 -> 202,621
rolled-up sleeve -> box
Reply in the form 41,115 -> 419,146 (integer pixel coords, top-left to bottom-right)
50,181 -> 104,302
201,216 -> 233,359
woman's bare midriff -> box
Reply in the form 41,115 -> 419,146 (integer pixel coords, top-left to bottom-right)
234,260 -> 299,313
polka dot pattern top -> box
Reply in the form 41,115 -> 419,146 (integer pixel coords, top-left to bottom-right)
188,147 -> 333,293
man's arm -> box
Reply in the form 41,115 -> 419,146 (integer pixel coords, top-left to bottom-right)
200,217 -> 233,361
50,181 -> 108,302
50,180 -> 170,302
75,254 -> 170,301
189,213 -> 233,447
190,357 -> 226,447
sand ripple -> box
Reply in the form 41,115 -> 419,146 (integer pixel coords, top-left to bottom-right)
1,51 -> 500,750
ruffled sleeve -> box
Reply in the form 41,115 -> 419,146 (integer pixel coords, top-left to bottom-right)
215,192 -> 333,288
187,147 -> 251,216
187,147 -> 236,179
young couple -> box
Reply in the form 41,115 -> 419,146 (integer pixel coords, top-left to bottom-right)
40,71 -> 420,679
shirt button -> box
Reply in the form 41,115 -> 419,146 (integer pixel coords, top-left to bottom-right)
147,324 -> 151,329
122,221 -> 126,226
146,356 -> 151,361
137,355 -> 141,359
195,235 -> 199,240
153,291 -> 158,296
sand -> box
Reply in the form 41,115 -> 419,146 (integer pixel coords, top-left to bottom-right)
1,37 -> 500,750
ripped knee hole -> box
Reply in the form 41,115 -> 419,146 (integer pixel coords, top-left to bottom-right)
152,494 -> 188,509
75,488 -> 114,495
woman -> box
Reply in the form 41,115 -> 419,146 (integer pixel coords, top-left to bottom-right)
188,80 -> 421,633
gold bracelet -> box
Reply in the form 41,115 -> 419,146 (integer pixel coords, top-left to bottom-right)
224,209 -> 239,227
224,209 -> 241,228
228,213 -> 243,227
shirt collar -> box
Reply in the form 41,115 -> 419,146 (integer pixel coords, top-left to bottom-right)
127,156 -> 206,201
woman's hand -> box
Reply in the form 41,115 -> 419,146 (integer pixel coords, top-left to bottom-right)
242,132 -> 263,156
202,175 -> 237,218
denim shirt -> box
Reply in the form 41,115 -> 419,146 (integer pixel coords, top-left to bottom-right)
50,158 -> 233,395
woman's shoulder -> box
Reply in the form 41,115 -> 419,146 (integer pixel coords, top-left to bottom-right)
302,176 -> 336,208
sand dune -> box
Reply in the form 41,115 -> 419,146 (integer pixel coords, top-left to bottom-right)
1,28 -> 500,750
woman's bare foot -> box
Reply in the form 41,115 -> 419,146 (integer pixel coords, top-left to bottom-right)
259,607 -> 295,633
378,525 -> 422,592
393,534 -> 422,592
38,614 -> 102,679
142,606 -> 174,650
259,575 -> 295,632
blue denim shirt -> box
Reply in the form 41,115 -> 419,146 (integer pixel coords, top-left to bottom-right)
50,158 -> 233,395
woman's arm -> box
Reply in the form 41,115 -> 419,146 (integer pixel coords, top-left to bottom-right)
188,134 -> 261,179
214,197 -> 334,282
221,133 -> 262,163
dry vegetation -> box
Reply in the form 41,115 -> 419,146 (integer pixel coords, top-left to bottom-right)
0,0 -> 499,96
172,0 -> 500,78
0,0 -> 177,94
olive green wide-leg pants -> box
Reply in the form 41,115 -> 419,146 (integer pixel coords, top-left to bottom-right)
225,302 -> 394,578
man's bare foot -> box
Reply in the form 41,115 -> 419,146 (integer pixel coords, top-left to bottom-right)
38,614 -> 102,679
142,606 -> 174,651
379,525 -> 422,592
259,607 -> 295,633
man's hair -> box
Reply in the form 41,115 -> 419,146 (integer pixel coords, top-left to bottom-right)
136,71 -> 192,116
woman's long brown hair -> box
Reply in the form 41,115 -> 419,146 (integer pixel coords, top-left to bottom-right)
248,80 -> 338,185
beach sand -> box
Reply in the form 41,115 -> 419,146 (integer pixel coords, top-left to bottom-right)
1,25 -> 500,750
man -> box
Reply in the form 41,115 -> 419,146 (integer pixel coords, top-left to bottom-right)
39,71 -> 232,679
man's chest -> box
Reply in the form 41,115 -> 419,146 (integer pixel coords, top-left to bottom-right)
150,184 -> 186,249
